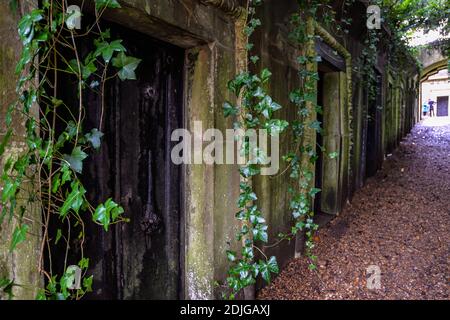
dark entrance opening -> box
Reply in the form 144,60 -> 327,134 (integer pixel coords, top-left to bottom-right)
314,39 -> 346,218
437,96 -> 449,117
386,82 -> 395,154
365,70 -> 382,178
315,69 -> 325,216
47,19 -> 184,299
314,59 -> 342,223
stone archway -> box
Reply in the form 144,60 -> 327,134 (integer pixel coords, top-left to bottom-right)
421,59 -> 448,81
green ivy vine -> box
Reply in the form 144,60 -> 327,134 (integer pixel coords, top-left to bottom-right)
222,0 -> 287,299
359,26 -> 380,101
1,0 -> 140,299
222,0 -> 341,299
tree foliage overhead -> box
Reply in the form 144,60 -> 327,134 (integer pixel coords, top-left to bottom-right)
383,0 -> 448,31
382,0 -> 449,45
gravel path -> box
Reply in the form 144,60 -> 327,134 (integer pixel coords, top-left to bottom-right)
259,117 -> 450,300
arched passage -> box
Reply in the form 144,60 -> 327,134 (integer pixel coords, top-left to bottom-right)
421,59 -> 448,80
420,59 -> 450,118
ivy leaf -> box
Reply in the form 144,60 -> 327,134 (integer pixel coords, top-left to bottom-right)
52,165 -> 72,194
295,221 -> 305,231
1,177 -> 19,203
223,101 -> 238,117
55,229 -> 62,244
93,198 -> 124,231
15,45 -> 33,74
226,250 -> 237,262
259,261 -> 271,283
83,275 -> 93,292
59,181 -> 86,219
10,224 -> 29,252
309,120 -> 322,133
82,61 -> 97,80
85,128 -> 104,150
297,55 -> 308,64
260,68 -> 272,82
67,59 -> 96,80
101,29 -> 111,39
95,0 -> 121,10
93,205 -> 109,231
78,258 -> 89,270
61,165 -> 72,186
253,87 -> 265,98
329,151 -> 339,159
112,52 -> 141,80
309,187 -> 321,197
51,172 -> 61,194
240,165 -> 260,178
264,119 -> 289,136
5,103 -> 15,126
60,268 -> 76,294
35,289 -> 47,300
0,278 -> 15,300
267,256 -> 279,274
9,0 -> 18,14
20,89 -> 37,113
67,59 -> 79,74
63,147 -> 88,174
258,257 -> 278,283
111,204 -> 124,221
18,9 -> 44,45
0,129 -> 13,157
252,225 -> 268,243
227,73 -> 249,95
49,10 -> 64,32
250,55 -> 259,64
55,121 -> 78,150
94,39 -> 126,63
303,92 -> 316,102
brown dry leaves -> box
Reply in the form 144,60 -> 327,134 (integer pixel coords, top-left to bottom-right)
259,120 -> 450,300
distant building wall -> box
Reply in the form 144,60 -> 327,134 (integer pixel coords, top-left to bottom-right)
0,0 -> 42,300
422,69 -> 450,109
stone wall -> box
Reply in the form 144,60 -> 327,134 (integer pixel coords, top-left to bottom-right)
0,0 -> 42,300
0,0 -> 419,300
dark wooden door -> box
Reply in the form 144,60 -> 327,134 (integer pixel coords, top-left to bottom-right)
52,20 -> 184,300
437,96 -> 449,117
314,70 -> 325,214
366,71 -> 382,178
315,60 -> 343,216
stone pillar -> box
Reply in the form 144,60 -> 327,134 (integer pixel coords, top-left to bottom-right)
321,72 -> 341,215
295,17 -> 317,257
0,0 -> 42,300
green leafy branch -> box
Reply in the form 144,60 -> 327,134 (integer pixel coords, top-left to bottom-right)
222,0 -> 287,299
1,0 -> 140,300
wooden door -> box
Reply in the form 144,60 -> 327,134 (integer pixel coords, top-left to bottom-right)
366,71 -> 382,178
316,61 -> 343,216
51,20 -> 184,300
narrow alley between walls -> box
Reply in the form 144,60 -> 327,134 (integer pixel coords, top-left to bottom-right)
259,117 -> 450,300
